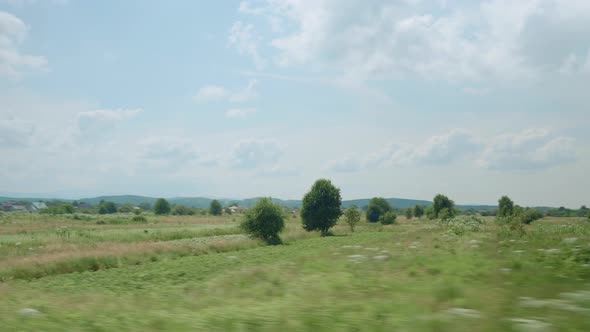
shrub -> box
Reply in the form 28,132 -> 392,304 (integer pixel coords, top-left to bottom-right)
380,211 -> 397,225
301,179 -> 342,236
497,216 -> 526,238
172,205 -> 194,216
445,216 -> 484,236
519,208 -> 543,224
426,206 -> 436,220
98,201 -> 117,214
241,197 -> 285,245
404,208 -> 413,219
343,207 -> 361,232
132,215 -> 147,223
153,198 -> 171,215
439,207 -> 454,221
413,205 -> 425,218
366,197 -> 392,223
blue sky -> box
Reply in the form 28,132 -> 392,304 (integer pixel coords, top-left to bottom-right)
0,0 -> 589,207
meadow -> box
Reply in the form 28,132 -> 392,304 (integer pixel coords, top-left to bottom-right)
1,212 -> 589,331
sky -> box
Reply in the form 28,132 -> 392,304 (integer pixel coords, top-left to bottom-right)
0,0 -> 589,207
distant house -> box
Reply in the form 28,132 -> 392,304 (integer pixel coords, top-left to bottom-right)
228,206 -> 244,214
0,201 -> 28,212
31,202 -> 47,211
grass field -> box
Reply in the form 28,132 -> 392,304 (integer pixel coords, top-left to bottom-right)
1,213 -> 590,331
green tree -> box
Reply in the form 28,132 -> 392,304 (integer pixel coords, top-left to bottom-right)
404,207 -> 413,219
366,197 -> 392,223
413,205 -> 425,219
343,206 -> 361,232
380,211 -> 397,225
153,198 -> 171,215
209,199 -> 222,216
433,194 -> 455,219
498,195 -> 515,218
301,179 -> 342,236
241,197 -> 285,245
98,201 -> 117,214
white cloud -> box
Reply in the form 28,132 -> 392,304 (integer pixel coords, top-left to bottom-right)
235,0 -> 590,82
229,138 -> 284,169
229,79 -> 258,102
193,85 -> 228,102
77,108 -> 143,122
257,164 -> 299,177
0,0 -> 68,6
325,156 -> 364,173
225,108 -> 257,119
0,117 -> 34,148
228,21 -> 265,68
136,136 -> 206,172
327,128 -> 575,172
0,11 -> 47,78
194,80 -> 258,104
477,128 -> 576,170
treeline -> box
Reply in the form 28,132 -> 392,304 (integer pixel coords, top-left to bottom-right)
38,199 -> 226,216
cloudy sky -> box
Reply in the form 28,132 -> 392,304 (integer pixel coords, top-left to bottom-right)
1,0 -> 589,207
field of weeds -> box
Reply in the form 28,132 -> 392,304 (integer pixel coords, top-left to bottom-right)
1,213 -> 589,331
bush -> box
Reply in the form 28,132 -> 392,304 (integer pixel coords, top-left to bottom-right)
241,197 -> 285,245
41,203 -> 75,215
379,211 -> 397,225
343,207 -> 361,232
426,206 -> 436,220
301,179 -> 342,236
366,197 -> 392,223
444,216 -> 484,236
520,208 -> 543,224
438,207 -> 454,221
98,201 -> 117,214
117,204 -> 135,213
413,205 -> 425,218
132,215 -> 147,223
404,208 -> 413,219
497,216 -> 526,238
172,205 -> 194,216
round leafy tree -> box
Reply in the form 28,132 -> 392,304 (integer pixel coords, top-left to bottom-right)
153,198 -> 171,215
241,197 -> 285,245
366,197 -> 392,223
433,194 -> 455,219
498,195 -> 515,218
209,199 -> 222,216
301,179 -> 342,236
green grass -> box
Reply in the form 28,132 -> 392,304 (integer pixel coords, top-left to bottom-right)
0,215 -> 589,331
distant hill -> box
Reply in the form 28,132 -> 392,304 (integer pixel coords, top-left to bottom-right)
0,194 -> 560,211
0,197 -> 72,204
79,195 -> 157,206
